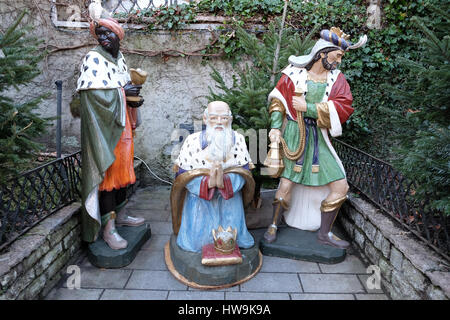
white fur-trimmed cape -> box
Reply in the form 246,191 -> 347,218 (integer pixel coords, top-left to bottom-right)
77,49 -> 130,91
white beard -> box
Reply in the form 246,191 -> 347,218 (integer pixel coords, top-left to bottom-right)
206,124 -> 234,162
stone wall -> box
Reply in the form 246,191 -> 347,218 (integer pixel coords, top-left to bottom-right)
0,159 -> 143,300
0,0 -> 247,181
338,194 -> 450,300
0,203 -> 82,300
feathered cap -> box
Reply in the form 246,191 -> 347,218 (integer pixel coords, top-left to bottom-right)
289,27 -> 367,67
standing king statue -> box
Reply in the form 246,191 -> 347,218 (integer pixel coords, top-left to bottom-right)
76,14 -> 145,250
264,28 -> 367,248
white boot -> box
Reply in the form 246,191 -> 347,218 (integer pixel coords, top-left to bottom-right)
116,209 -> 145,227
103,212 -> 128,250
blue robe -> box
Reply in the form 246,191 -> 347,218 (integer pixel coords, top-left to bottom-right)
176,173 -> 255,253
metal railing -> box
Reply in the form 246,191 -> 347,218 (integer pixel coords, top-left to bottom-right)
0,150 -> 142,252
2,137 -> 448,260
333,139 -> 450,261
0,152 -> 82,252
108,0 -> 192,15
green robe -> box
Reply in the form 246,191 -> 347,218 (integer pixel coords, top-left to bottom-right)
80,89 -> 125,242
271,80 -> 345,186
78,47 -> 128,242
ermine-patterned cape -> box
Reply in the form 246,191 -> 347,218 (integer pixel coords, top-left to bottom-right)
170,130 -> 255,252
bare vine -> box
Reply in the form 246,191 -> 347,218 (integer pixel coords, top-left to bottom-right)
0,0 -> 229,71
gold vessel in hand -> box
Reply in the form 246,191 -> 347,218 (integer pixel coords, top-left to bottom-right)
264,87 -> 306,178
126,68 -> 148,102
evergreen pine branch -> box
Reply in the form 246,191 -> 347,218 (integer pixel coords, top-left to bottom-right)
427,3 -> 450,22
411,16 -> 449,60
234,24 -> 272,73
0,10 -> 49,181
386,6 -> 450,215
0,10 -> 28,48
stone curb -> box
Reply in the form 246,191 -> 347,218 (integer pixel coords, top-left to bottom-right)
340,194 -> 449,300
0,203 -> 82,299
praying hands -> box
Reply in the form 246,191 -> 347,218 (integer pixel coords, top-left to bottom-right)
208,161 -> 224,189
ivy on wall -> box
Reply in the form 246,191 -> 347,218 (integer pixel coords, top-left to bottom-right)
194,0 -> 444,160
3,0 -> 443,166
115,3 -> 197,30
113,0 -> 441,159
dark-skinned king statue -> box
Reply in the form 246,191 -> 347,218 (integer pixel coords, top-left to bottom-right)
76,7 -> 150,267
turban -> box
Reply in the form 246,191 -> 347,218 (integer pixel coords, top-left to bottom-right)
89,18 -> 125,41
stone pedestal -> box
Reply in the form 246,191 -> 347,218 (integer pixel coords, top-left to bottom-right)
165,234 -> 262,289
258,226 -> 346,264
87,223 -> 151,268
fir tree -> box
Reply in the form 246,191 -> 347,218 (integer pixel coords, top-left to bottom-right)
386,4 -> 450,215
208,21 -> 317,132
0,10 -> 49,182
207,19 -> 318,199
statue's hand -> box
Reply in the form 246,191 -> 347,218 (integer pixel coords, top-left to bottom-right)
208,165 -> 217,188
269,128 -> 281,143
292,95 -> 307,112
127,99 -> 144,108
216,163 -> 224,189
123,81 -> 142,97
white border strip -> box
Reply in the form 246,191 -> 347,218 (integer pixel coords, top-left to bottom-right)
50,1 -> 264,31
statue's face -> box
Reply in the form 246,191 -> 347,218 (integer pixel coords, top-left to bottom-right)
321,50 -> 345,71
95,26 -> 120,54
205,102 -> 232,131
204,102 -> 234,162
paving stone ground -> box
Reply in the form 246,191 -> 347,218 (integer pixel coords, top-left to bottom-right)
45,186 -> 389,300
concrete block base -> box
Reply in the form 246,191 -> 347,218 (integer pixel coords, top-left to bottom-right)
258,226 -> 346,264
87,224 -> 152,268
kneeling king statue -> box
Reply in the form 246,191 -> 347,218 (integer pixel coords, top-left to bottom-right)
167,101 -> 262,288
171,101 -> 255,254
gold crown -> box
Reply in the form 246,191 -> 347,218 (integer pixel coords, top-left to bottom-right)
330,27 -> 350,40
212,226 -> 237,254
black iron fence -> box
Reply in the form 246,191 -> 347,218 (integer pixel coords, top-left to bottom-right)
333,139 -> 450,261
0,152 -> 82,252
108,0 -> 192,15
2,138 -> 448,260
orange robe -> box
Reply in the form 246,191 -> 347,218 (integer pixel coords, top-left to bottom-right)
98,107 -> 136,191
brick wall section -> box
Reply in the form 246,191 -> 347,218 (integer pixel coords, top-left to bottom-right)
338,194 -> 450,300
0,203 -> 82,300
